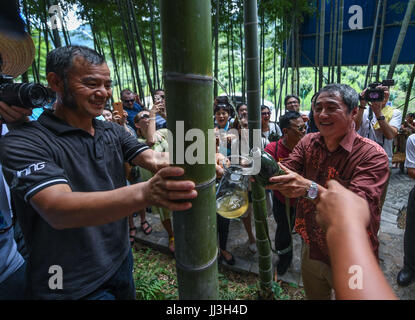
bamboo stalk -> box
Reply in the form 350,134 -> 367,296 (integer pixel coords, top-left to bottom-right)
387,0 -> 415,79
160,0 -> 218,300
244,0 -> 273,299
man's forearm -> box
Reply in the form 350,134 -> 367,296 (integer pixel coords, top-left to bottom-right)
326,225 -> 397,300
377,119 -> 398,140
30,182 -> 151,230
132,149 -> 166,173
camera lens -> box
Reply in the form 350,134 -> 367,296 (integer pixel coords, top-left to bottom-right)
23,83 -> 49,107
0,82 -> 49,109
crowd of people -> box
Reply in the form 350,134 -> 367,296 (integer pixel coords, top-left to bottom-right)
1,30 -> 413,301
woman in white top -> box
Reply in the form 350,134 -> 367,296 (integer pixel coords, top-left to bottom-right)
261,105 -> 282,146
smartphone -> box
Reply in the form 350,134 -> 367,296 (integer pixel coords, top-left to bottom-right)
113,102 -> 123,114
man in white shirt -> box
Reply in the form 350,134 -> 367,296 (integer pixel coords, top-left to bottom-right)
397,133 -> 415,287
355,85 -> 402,166
355,84 -> 402,206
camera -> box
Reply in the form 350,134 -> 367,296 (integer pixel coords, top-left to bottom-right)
362,79 -> 395,102
0,73 -> 49,109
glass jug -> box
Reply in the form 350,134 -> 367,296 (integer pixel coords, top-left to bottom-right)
216,155 -> 252,219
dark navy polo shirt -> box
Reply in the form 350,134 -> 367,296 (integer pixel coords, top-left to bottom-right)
0,110 -> 149,299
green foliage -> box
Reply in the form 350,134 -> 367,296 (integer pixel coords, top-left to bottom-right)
271,281 -> 290,300
19,0 -> 415,113
133,248 -> 176,300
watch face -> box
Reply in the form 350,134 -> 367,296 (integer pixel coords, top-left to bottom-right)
308,187 -> 318,199
307,183 -> 318,199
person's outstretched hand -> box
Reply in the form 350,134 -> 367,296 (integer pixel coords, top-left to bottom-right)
143,166 -> 197,211
315,179 -> 370,232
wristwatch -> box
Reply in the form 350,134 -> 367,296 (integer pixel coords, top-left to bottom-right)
304,181 -> 318,200
377,115 -> 386,121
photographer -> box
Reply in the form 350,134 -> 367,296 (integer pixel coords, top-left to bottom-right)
355,83 -> 402,166
0,30 -> 36,299
0,104 -> 31,300
355,83 -> 402,207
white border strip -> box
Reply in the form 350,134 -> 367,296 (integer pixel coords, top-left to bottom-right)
24,179 -> 69,202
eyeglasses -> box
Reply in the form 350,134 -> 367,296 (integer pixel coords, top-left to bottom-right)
261,112 -> 270,116
138,114 -> 150,121
291,125 -> 306,132
123,99 -> 135,103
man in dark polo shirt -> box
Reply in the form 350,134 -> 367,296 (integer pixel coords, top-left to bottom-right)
0,46 -> 197,300
267,84 -> 389,299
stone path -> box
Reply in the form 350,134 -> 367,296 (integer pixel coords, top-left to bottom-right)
133,167 -> 415,300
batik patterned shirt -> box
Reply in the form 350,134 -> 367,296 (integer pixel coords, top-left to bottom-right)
282,129 -> 389,265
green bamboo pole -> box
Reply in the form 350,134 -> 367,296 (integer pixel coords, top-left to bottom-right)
387,0 -> 415,79
244,0 -> 273,299
159,0 -> 218,300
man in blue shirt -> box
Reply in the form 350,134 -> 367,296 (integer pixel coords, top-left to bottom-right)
0,106 -> 29,301
121,89 -> 144,129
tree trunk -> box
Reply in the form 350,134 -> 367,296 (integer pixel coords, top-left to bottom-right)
127,0 -> 154,95
213,0 -> 219,98
318,0 -> 325,89
261,8 -> 265,105
387,0 -> 415,79
314,1 -> 319,91
47,0 -> 62,48
273,19 -> 277,113
364,0 -> 382,88
107,27 -> 122,99
337,0 -> 344,83
227,19 -> 233,99
118,0 -> 143,99
148,0 -> 160,89
244,0 -> 273,299
231,18 -> 236,98
240,20 -> 245,102
376,0 -> 388,82
331,0 -> 338,83
403,64 -> 415,120
160,0 -> 218,300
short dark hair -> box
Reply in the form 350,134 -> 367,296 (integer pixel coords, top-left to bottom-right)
314,83 -> 359,113
261,105 -> 270,112
279,111 -> 302,131
134,110 -> 149,123
214,96 -> 231,114
154,88 -> 164,95
284,95 -> 300,106
46,45 -> 105,81
214,96 -> 229,105
236,103 -> 247,113
214,104 -> 230,115
121,89 -> 134,99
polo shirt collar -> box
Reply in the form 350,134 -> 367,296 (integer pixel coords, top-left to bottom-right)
38,110 -> 105,136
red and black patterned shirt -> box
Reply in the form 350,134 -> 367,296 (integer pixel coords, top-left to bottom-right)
282,128 -> 389,265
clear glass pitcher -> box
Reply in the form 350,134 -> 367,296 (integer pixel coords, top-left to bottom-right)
216,155 -> 252,219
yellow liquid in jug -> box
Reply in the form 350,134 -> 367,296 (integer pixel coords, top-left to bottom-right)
216,190 -> 249,219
